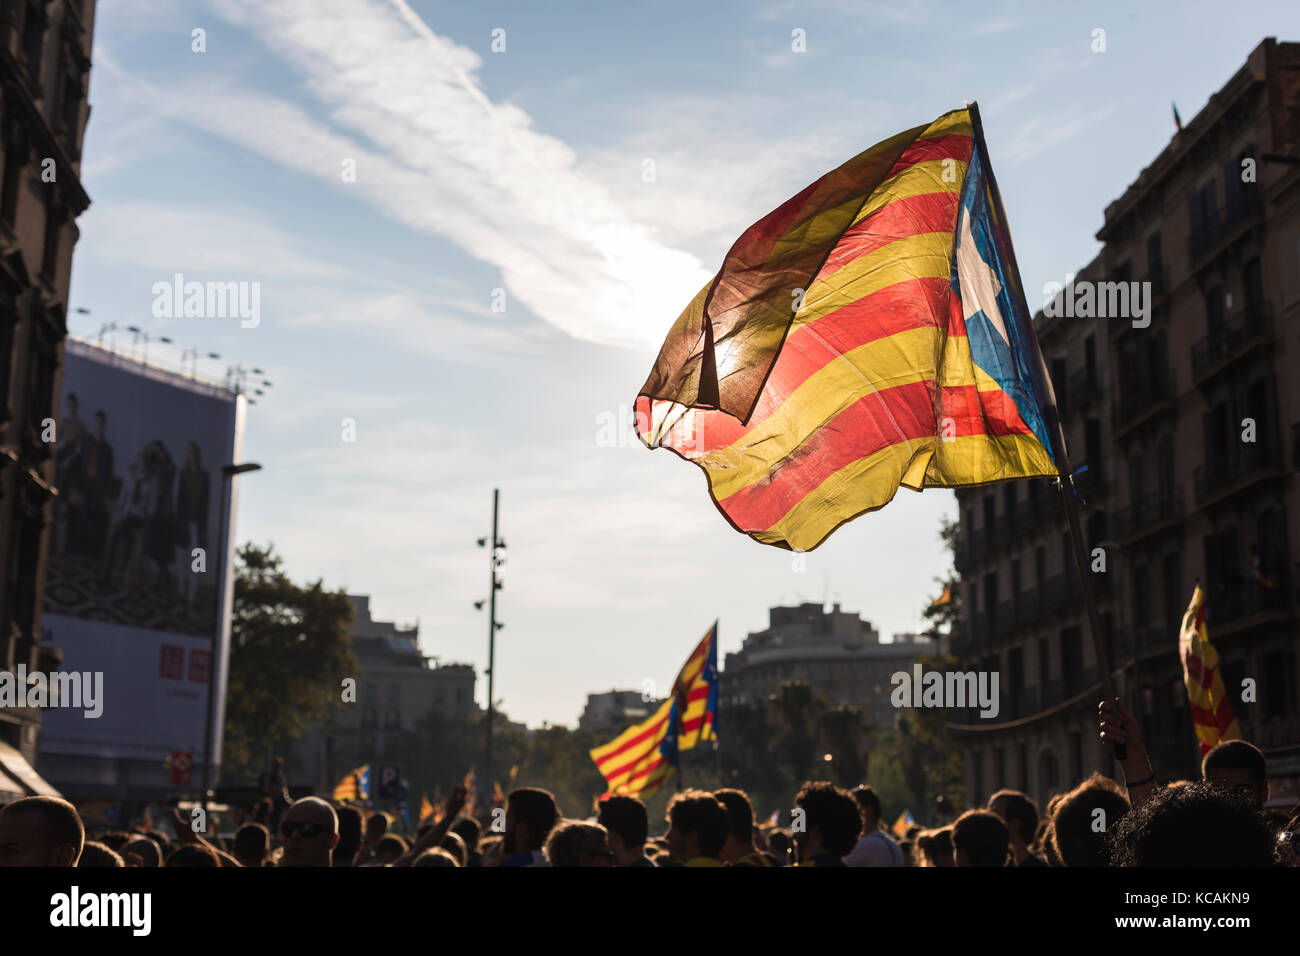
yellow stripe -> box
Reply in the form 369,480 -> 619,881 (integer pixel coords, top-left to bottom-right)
703,325 -> 944,499
848,160 -> 968,231
795,230 -> 954,328
589,698 -> 673,762
755,432 -> 1055,551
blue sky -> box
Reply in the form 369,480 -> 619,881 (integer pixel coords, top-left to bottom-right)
69,0 -> 1297,727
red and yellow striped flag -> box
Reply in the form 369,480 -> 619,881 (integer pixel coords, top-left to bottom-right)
636,105 -> 1064,551
1179,585 -> 1243,756
588,624 -> 719,798
418,793 -> 435,825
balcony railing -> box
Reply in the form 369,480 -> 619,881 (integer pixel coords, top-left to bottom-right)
1188,193 -> 1263,266
1114,368 -> 1174,438
1114,487 -> 1183,542
1068,369 -> 1105,415
1206,579 -> 1293,629
1191,304 -> 1273,383
1194,440 -> 1283,504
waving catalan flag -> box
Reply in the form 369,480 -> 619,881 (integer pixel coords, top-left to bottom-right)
1179,585 -> 1243,756
589,623 -> 720,798
636,104 -> 1064,551
332,764 -> 370,803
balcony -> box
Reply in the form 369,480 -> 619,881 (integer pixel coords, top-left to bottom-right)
1114,487 -> 1184,545
1206,579 -> 1293,635
1067,369 -> 1105,415
1191,305 -> 1273,385
1014,587 -> 1041,628
1188,193 -> 1264,270
1113,368 -> 1175,440
1194,440 -> 1284,506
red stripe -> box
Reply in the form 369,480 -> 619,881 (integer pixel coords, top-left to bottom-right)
821,190 -> 962,274
593,714 -> 670,770
720,133 -> 967,271
642,276 -> 955,456
716,380 -> 1036,531
1182,652 -> 1214,690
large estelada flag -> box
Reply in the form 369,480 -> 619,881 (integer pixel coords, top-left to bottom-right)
589,623 -> 719,798
332,764 -> 370,803
1179,585 -> 1243,756
635,104 -> 1065,551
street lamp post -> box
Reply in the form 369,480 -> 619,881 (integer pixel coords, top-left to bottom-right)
200,462 -> 262,817
476,490 -> 505,790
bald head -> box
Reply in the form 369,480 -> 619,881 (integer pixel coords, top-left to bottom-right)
0,797 -> 85,867
279,797 -> 339,868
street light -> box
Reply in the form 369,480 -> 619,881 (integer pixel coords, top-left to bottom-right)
200,462 -> 263,817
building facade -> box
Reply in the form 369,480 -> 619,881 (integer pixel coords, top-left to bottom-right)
288,595 -> 477,792
952,38 -> 1300,812
0,0 -> 95,778
578,689 -> 658,736
721,602 -> 933,732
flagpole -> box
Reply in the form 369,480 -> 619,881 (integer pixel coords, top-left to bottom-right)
967,99 -> 1123,759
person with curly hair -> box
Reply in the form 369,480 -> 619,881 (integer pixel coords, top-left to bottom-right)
792,782 -> 862,867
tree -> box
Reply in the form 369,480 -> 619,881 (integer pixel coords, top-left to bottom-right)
896,651 -> 966,814
765,681 -> 827,785
817,705 -> 869,788
222,544 -> 357,782
921,515 -> 962,644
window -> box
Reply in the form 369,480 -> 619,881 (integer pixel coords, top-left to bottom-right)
41,206 -> 60,281
21,1 -> 46,86
1,146 -> 24,227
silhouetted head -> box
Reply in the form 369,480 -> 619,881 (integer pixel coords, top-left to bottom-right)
0,796 -> 85,867
1108,781 -> 1277,866
1202,740 -> 1269,809
952,810 -> 1009,867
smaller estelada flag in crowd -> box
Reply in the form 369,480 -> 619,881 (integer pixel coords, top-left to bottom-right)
418,793 -> 435,825
892,810 -> 916,839
634,105 -> 1066,552
332,765 -> 370,803
1179,585 -> 1243,756
589,623 -> 720,799
931,584 -> 952,606
492,781 -> 505,809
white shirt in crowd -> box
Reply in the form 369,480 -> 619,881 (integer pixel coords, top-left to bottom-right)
844,827 -> 904,867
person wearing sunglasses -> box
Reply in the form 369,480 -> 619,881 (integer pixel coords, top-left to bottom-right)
279,798 -> 339,868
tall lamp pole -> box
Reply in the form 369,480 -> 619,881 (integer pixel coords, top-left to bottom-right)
200,461 -> 262,816
475,490 -> 505,791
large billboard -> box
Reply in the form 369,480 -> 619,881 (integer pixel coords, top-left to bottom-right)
38,339 -> 243,782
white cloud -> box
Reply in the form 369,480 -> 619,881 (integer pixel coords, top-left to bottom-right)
163,0 -> 713,351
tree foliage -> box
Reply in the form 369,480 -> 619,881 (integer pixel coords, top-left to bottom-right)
222,544 -> 357,782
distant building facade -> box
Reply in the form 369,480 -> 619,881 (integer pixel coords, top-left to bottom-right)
721,603 -> 933,732
952,38 -> 1300,811
579,689 -> 658,736
0,0 -> 97,782
288,595 -> 477,791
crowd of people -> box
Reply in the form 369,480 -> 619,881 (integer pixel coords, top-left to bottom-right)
1,696 -> 1296,868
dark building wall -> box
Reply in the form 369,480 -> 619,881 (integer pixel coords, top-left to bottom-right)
0,0 -> 96,764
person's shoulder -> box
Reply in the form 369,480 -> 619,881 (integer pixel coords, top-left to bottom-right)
1018,853 -> 1049,868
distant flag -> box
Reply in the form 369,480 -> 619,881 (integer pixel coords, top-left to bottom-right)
589,623 -> 721,798
418,793 -> 435,825
1172,101 -> 1183,131
764,809 -> 780,828
462,768 -> 478,818
931,584 -> 952,606
508,764 -> 519,785
332,765 -> 370,803
140,807 -> 154,832
1179,585 -> 1243,757
635,105 -> 1066,552
492,781 -> 505,809
892,810 -> 916,839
